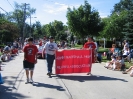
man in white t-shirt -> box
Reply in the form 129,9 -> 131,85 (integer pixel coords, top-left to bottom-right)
42,36 -> 58,77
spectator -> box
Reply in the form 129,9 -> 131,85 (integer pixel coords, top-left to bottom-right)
13,40 -> 18,48
24,38 -> 28,47
123,40 -> 129,51
43,36 -> 48,45
107,44 -> 116,60
122,47 -> 130,62
112,56 -> 125,71
39,40 -> 42,47
105,55 -> 116,69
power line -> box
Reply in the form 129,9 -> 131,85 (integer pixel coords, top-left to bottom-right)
0,7 -> 8,14
6,0 -> 15,10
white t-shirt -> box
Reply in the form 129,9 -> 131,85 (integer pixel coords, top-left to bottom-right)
124,43 -> 129,50
123,50 -> 129,55
43,41 -> 58,55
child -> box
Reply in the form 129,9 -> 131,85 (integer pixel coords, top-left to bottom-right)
113,56 -> 125,71
105,55 -> 116,69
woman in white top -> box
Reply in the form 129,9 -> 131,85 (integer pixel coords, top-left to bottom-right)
123,40 -> 129,51
122,47 -> 130,62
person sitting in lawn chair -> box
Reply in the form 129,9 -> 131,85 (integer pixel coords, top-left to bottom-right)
122,47 -> 130,62
107,44 -> 116,60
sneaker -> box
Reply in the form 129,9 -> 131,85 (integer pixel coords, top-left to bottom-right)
122,71 -> 127,74
30,78 -> 34,83
47,73 -> 51,78
25,79 -> 29,84
87,72 -> 91,75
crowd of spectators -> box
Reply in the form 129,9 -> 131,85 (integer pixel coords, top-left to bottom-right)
104,40 -> 133,77
0,40 -> 21,63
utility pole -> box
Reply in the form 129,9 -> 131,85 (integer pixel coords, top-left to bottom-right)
22,3 -> 30,45
29,16 -> 37,37
30,14 -> 31,37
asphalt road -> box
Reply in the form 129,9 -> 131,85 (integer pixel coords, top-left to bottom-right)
0,53 -> 133,99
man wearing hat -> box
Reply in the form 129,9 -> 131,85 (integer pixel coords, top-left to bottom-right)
42,36 -> 58,77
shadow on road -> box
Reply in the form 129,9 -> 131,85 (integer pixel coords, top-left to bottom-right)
3,76 -> 24,85
57,75 -> 128,82
0,84 -> 30,99
32,82 -> 65,91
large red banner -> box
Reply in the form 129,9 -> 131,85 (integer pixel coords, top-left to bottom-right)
55,49 -> 92,74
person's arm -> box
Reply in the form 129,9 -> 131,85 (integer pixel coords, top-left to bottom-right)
24,52 -> 26,60
35,47 -> 38,64
35,52 -> 38,64
42,48 -> 45,58
23,46 -> 26,60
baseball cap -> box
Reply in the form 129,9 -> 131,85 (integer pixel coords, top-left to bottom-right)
49,36 -> 54,39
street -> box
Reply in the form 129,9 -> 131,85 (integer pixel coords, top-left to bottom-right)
0,53 -> 133,99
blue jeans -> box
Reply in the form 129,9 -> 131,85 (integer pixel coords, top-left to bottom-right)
46,54 -> 55,73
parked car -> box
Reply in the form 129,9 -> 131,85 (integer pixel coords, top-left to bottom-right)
37,45 -> 45,59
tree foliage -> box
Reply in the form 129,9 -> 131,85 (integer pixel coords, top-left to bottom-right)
41,20 -> 67,40
66,0 -> 103,40
8,2 -> 36,38
0,19 -> 19,43
100,11 -> 127,39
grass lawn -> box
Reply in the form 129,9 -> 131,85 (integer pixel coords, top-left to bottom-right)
125,62 -> 133,69
98,47 -> 109,53
74,44 -> 83,49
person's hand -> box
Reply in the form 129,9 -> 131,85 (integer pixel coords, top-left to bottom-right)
42,54 -> 44,58
35,60 -> 37,64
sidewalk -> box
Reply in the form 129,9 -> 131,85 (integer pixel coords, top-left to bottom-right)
0,53 -> 133,99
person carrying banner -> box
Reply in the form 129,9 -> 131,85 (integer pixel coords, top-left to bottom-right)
83,37 -> 96,75
23,37 -> 38,84
42,36 -> 58,78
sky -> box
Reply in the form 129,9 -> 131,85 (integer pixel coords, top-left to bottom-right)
0,0 -> 121,25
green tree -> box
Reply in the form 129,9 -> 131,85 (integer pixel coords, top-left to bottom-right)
0,19 -> 19,43
33,21 -> 42,38
8,2 -> 36,38
112,0 -> 133,47
66,0 -> 103,43
41,20 -> 67,41
122,1 -> 133,47
100,11 -> 127,39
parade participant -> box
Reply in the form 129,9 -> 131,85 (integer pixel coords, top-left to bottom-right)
83,37 -> 96,75
42,36 -> 58,77
23,37 -> 38,84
